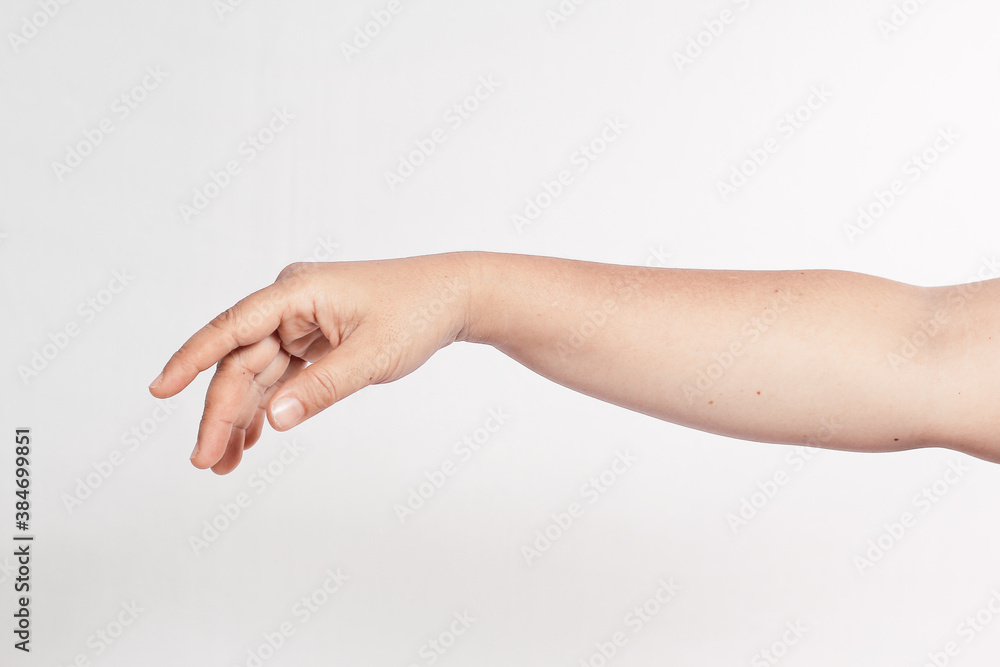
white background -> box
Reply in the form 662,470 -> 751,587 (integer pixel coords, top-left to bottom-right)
3,1 -> 1000,665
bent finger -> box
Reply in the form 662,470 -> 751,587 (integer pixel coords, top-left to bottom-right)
190,336 -> 283,468
245,355 -> 306,452
150,284 -> 289,399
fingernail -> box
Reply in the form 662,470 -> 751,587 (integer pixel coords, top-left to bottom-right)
190,443 -> 200,461
149,372 -> 164,390
272,396 -> 305,430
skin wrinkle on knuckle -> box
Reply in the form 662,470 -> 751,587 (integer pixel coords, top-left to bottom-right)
309,366 -> 341,406
172,344 -> 209,380
213,304 -> 240,325
206,316 -> 243,351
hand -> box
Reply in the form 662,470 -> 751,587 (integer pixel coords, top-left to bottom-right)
148,253 -> 476,474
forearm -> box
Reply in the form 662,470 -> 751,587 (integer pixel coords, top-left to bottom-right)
462,251 -> 954,455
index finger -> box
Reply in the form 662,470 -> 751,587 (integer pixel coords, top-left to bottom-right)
148,283 -> 286,398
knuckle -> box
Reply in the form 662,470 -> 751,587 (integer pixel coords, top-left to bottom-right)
207,310 -> 243,346
212,304 -> 240,325
306,366 -> 341,406
171,342 -> 204,375
277,261 -> 313,282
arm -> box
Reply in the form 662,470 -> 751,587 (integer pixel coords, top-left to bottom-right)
463,252 -> 998,461
150,251 -> 1000,474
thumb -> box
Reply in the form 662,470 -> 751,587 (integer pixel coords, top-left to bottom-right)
267,333 -> 378,431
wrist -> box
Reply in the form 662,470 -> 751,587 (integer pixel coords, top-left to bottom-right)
455,251 -> 503,346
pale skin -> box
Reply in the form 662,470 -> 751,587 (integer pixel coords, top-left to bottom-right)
148,251 -> 1000,474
